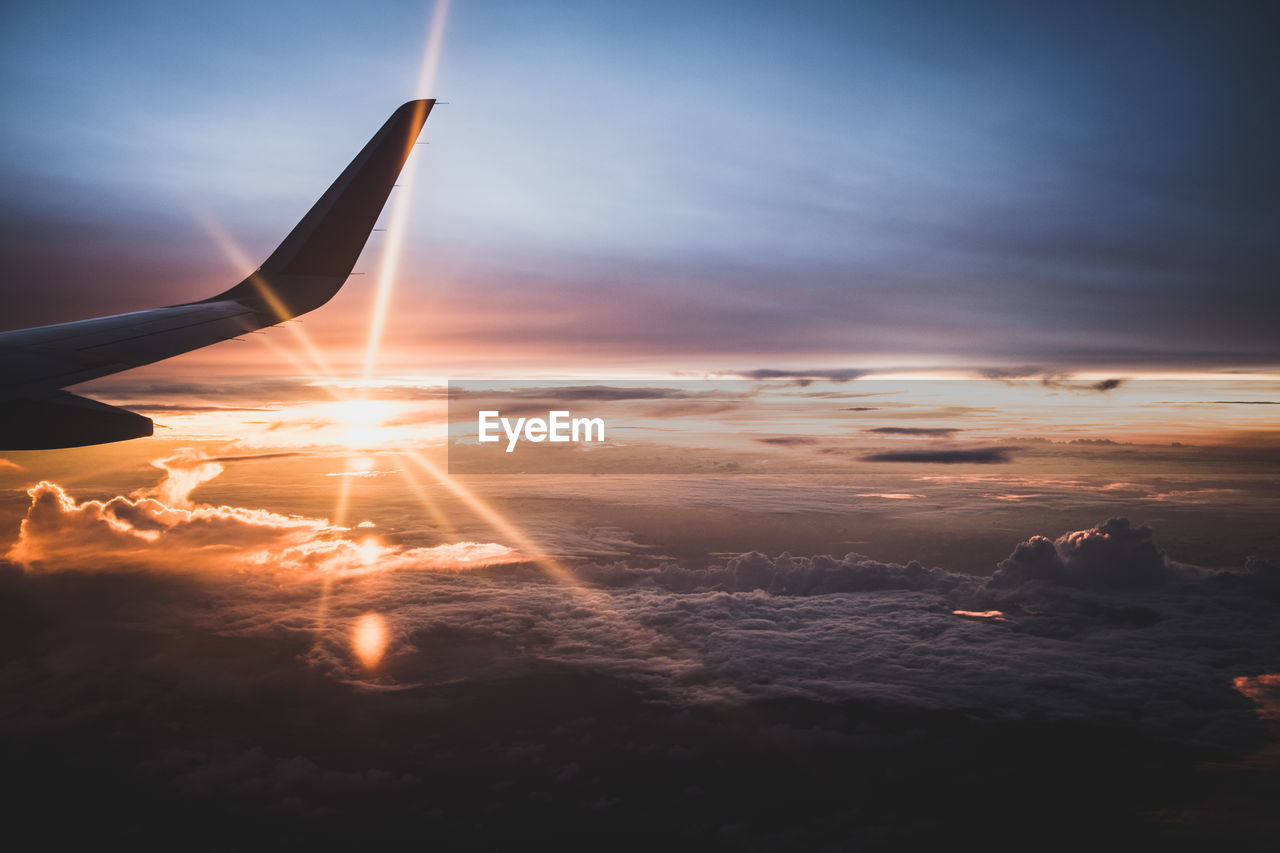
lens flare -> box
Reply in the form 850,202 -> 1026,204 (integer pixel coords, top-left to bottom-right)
362,0 -> 451,379
327,399 -> 396,447
415,0 -> 451,99
358,536 -> 382,568
184,203 -> 338,378
352,612 -> 388,667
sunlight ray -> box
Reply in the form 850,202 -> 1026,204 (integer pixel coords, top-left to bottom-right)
392,451 -> 456,535
185,203 -> 338,378
361,0 -> 450,379
398,450 -> 708,678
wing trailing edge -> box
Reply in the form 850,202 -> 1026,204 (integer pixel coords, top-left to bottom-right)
0,392 -> 153,450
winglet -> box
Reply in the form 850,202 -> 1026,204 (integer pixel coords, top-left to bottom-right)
208,99 -> 435,320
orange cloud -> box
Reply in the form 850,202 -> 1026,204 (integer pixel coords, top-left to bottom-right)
6,449 -> 521,577
1234,674 -> 1280,721
138,448 -> 224,508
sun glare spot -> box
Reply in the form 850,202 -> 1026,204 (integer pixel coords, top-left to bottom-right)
358,536 -> 382,568
328,399 -> 395,447
353,612 -> 388,667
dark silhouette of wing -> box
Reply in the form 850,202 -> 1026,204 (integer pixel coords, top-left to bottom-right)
0,99 -> 434,449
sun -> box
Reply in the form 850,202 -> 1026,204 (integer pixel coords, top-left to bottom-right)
327,398 -> 398,448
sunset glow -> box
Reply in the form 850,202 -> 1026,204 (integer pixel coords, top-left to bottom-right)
2,0 -> 1277,848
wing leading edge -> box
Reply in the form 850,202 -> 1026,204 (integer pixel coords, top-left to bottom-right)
0,99 -> 434,450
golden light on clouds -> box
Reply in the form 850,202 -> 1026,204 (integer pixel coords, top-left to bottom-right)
352,612 -> 388,668
6,473 -> 522,578
1234,674 -> 1280,721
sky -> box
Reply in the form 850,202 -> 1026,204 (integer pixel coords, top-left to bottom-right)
1,0 -> 1277,374
2,1 -> 1280,847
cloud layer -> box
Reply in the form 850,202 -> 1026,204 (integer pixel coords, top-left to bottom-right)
2,459 -> 1277,846
6,450 -> 521,576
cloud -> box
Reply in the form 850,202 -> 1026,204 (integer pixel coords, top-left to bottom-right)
137,450 -> 310,508
755,436 -> 818,446
164,745 -> 418,808
3,506 -> 1278,845
977,366 -> 1044,380
138,449 -> 224,508
450,385 -> 706,402
1040,374 -> 1125,393
738,368 -> 867,386
7,480 -> 521,576
861,447 -> 1015,463
976,369 -> 1125,392
867,427 -> 961,436
0,458 -> 21,471
574,550 -> 967,596
856,492 -> 925,500
563,516 -> 1251,600
1235,674 -> 1280,721
5,449 -> 522,577
990,517 -> 1169,590
536,520 -> 1279,747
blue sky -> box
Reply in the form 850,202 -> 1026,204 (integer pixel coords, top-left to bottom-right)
1,0 -> 1276,373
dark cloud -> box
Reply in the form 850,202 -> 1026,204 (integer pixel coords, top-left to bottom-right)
738,368 -> 867,386
1038,375 -> 1125,393
991,517 -> 1169,590
1034,373 -> 1126,394
864,405 -> 995,420
978,369 -> 1126,392
867,427 -> 961,436
861,447 -> 1015,464
754,436 -> 818,447
575,550 -> 965,596
448,385 -> 712,402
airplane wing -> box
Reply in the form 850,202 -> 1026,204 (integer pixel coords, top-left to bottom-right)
0,99 -> 434,450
